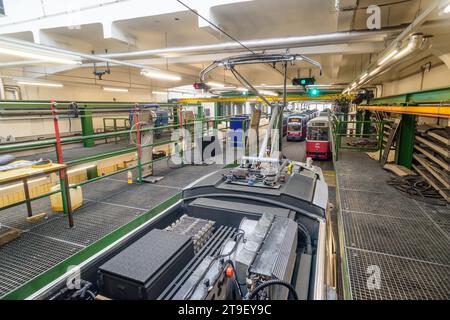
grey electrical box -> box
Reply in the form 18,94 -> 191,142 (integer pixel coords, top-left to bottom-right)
98,229 -> 194,300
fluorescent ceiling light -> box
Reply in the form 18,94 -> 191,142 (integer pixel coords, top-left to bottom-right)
0,47 -> 80,65
103,87 -> 128,92
237,87 -> 248,92
258,90 -> 278,96
360,73 -> 368,80
18,81 -> 63,88
206,81 -> 225,88
141,69 -> 181,81
152,91 -> 168,95
444,3 -> 450,13
369,67 -> 382,76
378,49 -> 399,66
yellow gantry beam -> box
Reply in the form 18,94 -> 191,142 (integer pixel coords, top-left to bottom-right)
357,105 -> 450,118
177,95 -> 340,103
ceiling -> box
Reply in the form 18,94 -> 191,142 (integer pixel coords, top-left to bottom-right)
0,0 -> 449,96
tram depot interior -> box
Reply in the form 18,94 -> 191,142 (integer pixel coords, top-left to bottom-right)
0,0 -> 449,302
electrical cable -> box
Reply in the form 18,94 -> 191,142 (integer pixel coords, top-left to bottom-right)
176,0 -> 255,54
387,175 -> 446,205
175,0 -> 288,78
247,279 -> 299,300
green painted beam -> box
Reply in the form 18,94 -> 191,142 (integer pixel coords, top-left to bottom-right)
1,193 -> 182,300
80,110 -> 95,147
396,114 -> 416,168
369,86 -> 450,105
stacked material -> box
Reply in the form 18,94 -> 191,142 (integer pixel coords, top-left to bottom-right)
166,215 -> 215,253
413,127 -> 449,203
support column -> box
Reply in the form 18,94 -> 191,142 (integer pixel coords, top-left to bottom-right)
362,110 -> 371,136
396,114 -> 416,168
214,102 -> 220,129
80,109 -> 95,147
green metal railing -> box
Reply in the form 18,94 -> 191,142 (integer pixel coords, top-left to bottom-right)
0,113 -> 249,215
102,117 -> 130,144
331,115 -> 385,161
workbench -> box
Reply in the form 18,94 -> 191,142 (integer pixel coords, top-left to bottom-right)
0,163 -> 74,228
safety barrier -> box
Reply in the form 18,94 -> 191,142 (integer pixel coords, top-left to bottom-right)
331,114 -> 385,161
0,100 -> 256,226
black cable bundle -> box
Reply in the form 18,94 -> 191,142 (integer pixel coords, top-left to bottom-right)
387,175 -> 446,206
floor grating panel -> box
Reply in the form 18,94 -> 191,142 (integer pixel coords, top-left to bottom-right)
337,151 -> 450,300
343,210 -> 450,265
0,233 -> 81,297
347,248 -> 450,300
30,202 -> 144,246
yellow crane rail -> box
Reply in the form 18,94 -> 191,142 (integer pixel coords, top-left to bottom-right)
177,94 -> 340,103
357,105 -> 450,118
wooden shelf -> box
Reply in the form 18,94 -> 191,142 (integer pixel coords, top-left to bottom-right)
413,154 -> 449,188
412,164 -> 450,202
415,135 -> 449,158
414,144 -> 449,171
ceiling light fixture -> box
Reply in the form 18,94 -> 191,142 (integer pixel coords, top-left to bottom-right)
141,69 -> 181,81
103,87 -> 128,92
443,3 -> 450,13
377,49 -> 399,66
258,90 -> 278,96
369,67 -> 382,77
152,91 -> 168,95
17,81 -> 63,88
206,81 -> 225,87
0,47 -> 80,65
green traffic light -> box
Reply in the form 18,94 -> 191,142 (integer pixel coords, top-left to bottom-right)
300,79 -> 306,85
311,88 -> 319,96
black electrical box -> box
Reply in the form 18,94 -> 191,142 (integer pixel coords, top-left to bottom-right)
98,229 -> 194,300
292,77 -> 315,86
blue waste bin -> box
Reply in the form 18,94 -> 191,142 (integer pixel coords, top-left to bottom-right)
228,116 -> 249,148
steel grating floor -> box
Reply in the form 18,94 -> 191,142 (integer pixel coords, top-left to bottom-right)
336,151 -> 450,300
0,159 -> 224,298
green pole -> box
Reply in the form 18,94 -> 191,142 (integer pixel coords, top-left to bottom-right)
197,104 -> 204,135
362,110 -> 371,136
396,114 -> 416,168
355,110 -> 363,136
378,121 -> 384,162
336,120 -> 341,161
80,109 -> 95,147
214,102 -> 220,129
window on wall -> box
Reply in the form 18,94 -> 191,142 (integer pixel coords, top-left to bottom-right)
0,0 -> 4,15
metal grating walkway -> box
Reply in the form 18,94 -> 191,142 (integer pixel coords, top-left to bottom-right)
336,151 -> 450,300
0,160 -> 224,298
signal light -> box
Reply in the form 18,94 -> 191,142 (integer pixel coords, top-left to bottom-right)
193,82 -> 209,90
292,77 -> 315,86
310,88 -> 319,96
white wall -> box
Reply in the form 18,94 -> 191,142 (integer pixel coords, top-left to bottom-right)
379,64 -> 450,126
380,64 -> 450,97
